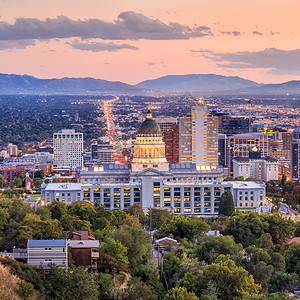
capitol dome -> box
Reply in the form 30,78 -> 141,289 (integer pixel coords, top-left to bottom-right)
137,109 -> 162,136
131,109 -> 168,172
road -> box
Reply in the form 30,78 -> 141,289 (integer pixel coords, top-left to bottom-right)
103,99 -> 126,164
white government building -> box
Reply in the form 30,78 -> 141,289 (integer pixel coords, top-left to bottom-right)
42,110 -> 271,216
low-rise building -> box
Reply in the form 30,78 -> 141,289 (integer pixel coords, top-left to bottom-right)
27,239 -> 68,270
68,240 -> 99,270
41,183 -> 82,205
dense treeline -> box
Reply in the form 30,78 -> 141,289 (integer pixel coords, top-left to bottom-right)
0,195 -> 299,299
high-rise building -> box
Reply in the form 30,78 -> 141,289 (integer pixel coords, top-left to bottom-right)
91,143 -> 115,164
179,114 -> 192,164
218,134 -> 227,167
220,116 -> 251,136
228,132 -> 268,175
155,117 -> 179,164
291,127 -> 300,180
179,105 -> 218,168
53,129 -> 83,169
7,143 -> 19,157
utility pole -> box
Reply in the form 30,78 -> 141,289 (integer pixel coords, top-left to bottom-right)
160,251 -> 164,282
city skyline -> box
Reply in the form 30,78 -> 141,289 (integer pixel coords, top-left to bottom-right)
1,0 -> 300,84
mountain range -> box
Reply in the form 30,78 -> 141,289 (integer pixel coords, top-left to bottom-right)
1,73 -> 300,95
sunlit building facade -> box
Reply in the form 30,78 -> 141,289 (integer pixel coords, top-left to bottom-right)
42,111 -> 270,216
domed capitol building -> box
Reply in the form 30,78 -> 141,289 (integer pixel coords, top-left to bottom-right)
42,110 -> 271,216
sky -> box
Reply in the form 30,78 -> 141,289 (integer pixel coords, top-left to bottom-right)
0,0 -> 300,84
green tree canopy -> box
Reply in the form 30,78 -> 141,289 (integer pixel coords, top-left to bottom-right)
194,235 -> 243,264
163,286 -> 199,300
156,216 -> 209,241
200,255 -> 261,300
218,190 -> 235,217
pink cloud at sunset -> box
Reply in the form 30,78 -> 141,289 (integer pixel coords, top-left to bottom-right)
0,0 -> 299,84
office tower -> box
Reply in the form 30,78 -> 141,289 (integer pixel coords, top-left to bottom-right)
220,116 -> 251,136
233,148 -> 279,181
291,127 -> 300,180
74,113 -> 79,122
7,143 -> 19,157
218,134 -> 227,167
155,117 -> 179,164
53,129 -> 83,169
91,143 -> 115,164
179,114 -> 192,164
179,105 -> 218,168
228,132 -> 268,175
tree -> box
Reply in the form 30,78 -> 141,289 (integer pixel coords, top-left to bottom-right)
200,255 -> 260,300
33,178 -> 43,189
194,235 -> 243,264
262,213 -> 295,245
146,208 -> 173,230
156,216 -> 209,241
281,174 -> 287,187
0,175 -> 4,188
284,243 -> 300,275
218,190 -> 235,217
34,170 -> 44,179
123,277 -> 158,300
68,202 -> 97,223
248,261 -> 274,293
0,207 -> 9,231
224,212 -> 267,247
101,237 -> 129,265
48,199 -> 68,221
109,224 -> 151,266
268,271 -> 297,293
163,287 -> 199,300
12,177 -> 23,188
126,203 -> 146,223
45,264 -> 99,300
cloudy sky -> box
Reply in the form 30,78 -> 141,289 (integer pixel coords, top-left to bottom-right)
1,0 -> 300,84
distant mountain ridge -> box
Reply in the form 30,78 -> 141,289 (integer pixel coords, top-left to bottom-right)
1,73 -> 300,95
136,74 -> 260,92
0,73 -> 138,94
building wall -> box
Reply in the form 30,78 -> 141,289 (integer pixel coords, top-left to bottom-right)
228,133 -> 268,175
291,130 -> 300,179
179,106 -> 218,168
53,129 -> 83,169
27,246 -> 67,269
179,115 -> 192,163
43,169 -> 268,217
233,159 -> 279,181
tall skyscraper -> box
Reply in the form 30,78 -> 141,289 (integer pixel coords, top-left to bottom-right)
53,129 -> 83,169
291,127 -> 300,180
179,105 -> 218,168
155,117 -> 179,164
